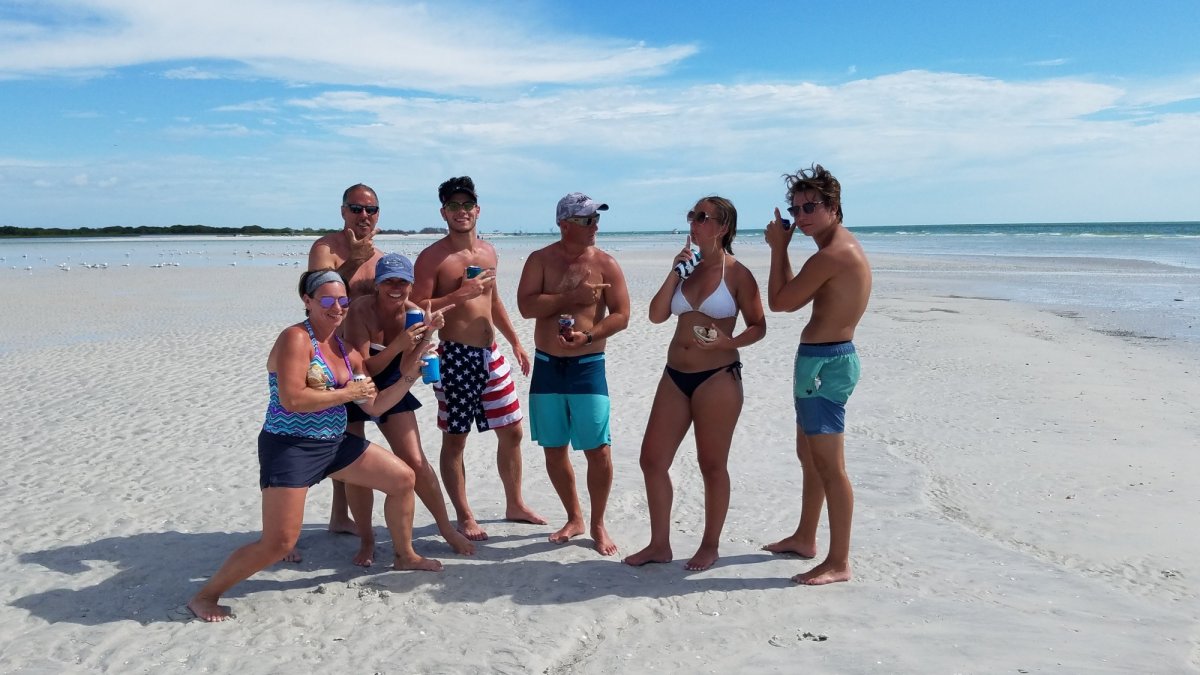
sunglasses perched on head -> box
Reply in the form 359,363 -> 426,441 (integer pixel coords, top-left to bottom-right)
443,201 -> 477,212
566,215 -> 599,227
316,296 -> 351,309
686,210 -> 720,224
787,201 -> 823,217
344,203 -> 379,215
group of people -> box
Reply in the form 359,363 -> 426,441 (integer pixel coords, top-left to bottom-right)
188,166 -> 872,622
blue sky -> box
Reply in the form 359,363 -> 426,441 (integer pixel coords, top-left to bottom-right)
2,0 -> 1198,232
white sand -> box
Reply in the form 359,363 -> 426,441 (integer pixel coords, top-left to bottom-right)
1,242 -> 1197,673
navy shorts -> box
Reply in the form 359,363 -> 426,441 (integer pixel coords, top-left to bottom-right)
257,430 -> 369,489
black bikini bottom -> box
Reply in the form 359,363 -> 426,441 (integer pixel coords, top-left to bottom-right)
664,361 -> 742,399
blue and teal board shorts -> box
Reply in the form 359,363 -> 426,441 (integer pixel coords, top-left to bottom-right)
793,341 -> 860,435
529,350 -> 611,451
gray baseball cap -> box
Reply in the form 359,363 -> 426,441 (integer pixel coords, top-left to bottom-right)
556,192 -> 609,222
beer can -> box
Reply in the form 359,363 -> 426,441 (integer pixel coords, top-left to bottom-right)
421,353 -> 441,384
404,308 -> 425,329
673,247 -> 703,279
351,373 -> 370,404
465,265 -> 483,279
558,314 -> 575,339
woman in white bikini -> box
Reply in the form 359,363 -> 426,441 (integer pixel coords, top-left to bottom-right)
624,196 -> 767,571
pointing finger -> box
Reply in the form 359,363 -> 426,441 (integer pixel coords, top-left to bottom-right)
685,234 -> 692,248
773,207 -> 782,224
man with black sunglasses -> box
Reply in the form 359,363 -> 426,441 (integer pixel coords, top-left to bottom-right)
411,176 -> 546,541
302,183 -> 386,552
763,164 -> 872,586
308,183 -> 385,299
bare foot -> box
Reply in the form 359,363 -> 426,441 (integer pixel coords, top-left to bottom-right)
506,504 -> 548,526
353,539 -> 375,567
591,524 -> 618,557
549,520 -> 585,545
281,547 -> 302,563
792,561 -> 852,586
684,544 -> 719,571
328,517 -> 357,536
623,544 -> 672,566
187,595 -> 234,622
441,527 -> 477,555
457,519 -> 489,541
394,553 -> 444,572
762,536 -> 817,559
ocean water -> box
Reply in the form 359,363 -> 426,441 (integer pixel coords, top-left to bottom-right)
3,221 -> 1198,343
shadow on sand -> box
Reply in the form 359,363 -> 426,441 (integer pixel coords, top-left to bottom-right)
14,521 -> 793,626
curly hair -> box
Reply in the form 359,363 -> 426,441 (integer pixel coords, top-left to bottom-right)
784,164 -> 843,222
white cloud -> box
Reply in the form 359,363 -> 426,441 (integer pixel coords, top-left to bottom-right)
163,66 -> 221,80
0,0 -> 696,91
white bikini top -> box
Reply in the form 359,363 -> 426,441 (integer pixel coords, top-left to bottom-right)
670,253 -> 738,320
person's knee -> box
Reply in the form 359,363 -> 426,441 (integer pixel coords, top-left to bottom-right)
262,528 -> 300,556
696,453 -> 728,478
497,423 -> 524,446
584,446 -> 612,467
639,448 -> 669,475
442,433 -> 468,455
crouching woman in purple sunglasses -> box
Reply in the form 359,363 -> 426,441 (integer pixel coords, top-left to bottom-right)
188,268 -> 440,622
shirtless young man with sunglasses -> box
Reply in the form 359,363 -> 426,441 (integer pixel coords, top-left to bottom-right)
763,164 -> 872,586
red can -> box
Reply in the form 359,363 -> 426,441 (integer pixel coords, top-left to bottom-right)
558,314 -> 575,339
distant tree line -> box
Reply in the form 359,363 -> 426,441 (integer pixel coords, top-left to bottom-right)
0,224 -> 446,238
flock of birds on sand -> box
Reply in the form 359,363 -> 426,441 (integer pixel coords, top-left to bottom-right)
3,247 -> 312,274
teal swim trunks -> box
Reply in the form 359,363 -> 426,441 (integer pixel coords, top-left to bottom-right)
793,341 -> 860,435
529,350 -> 611,451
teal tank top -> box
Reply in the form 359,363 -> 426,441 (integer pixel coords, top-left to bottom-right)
262,320 -> 354,439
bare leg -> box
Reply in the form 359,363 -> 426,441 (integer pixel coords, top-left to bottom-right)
685,371 -> 742,571
439,431 -> 488,540
624,375 -> 691,566
327,419 -> 366,534
584,445 -> 616,556
763,428 -> 822,559
544,445 -> 585,544
380,412 -> 474,555
793,433 -> 853,585
188,487 -> 308,622
495,422 -> 547,526
345,482 -> 376,566
333,442 -> 442,572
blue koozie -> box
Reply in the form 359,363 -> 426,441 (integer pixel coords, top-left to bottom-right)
422,353 -> 441,384
404,308 -> 424,329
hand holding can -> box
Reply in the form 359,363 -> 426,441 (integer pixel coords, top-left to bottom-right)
351,373 -> 370,404
421,350 -> 441,384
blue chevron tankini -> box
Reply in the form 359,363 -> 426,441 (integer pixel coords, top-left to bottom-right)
262,320 -> 354,440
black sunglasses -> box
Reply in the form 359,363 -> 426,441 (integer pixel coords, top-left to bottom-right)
344,203 -> 380,215
443,201 -> 477,212
686,210 -> 720,224
565,215 -> 599,227
787,201 -> 823,217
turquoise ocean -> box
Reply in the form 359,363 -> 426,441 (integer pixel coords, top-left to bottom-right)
3,221 -> 1198,344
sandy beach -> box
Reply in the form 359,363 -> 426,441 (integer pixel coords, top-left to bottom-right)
1,241 -> 1197,673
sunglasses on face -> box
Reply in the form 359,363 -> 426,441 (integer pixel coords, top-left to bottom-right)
443,201 -> 477,212
566,215 -> 599,227
686,210 -> 720,224
344,203 -> 379,215
787,201 -> 823,217
316,296 -> 351,309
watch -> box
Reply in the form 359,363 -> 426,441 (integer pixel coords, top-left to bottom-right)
584,331 -> 593,345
